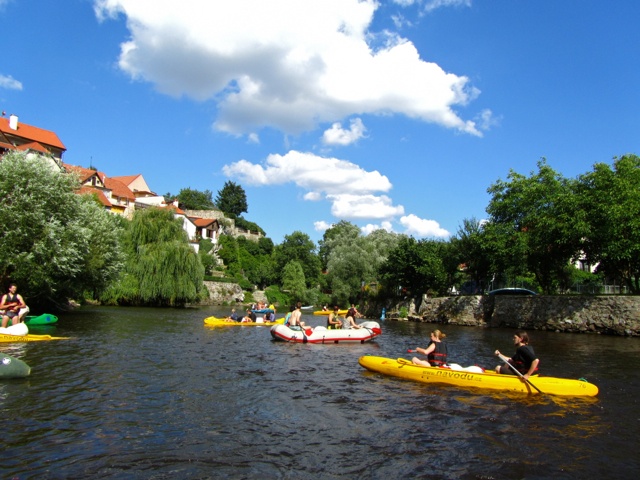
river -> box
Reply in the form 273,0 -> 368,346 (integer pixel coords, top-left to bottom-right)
1,306 -> 638,479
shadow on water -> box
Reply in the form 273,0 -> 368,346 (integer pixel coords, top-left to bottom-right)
1,307 -> 638,479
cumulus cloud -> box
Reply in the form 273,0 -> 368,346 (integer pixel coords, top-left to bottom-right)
314,220 -> 333,232
361,221 -> 394,235
0,74 -> 23,90
400,214 -> 449,238
94,0 -> 481,136
322,118 -> 367,146
224,150 -> 445,238
222,150 -> 392,195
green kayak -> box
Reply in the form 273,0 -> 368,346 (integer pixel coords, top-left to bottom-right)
24,313 -> 58,326
0,352 -> 31,378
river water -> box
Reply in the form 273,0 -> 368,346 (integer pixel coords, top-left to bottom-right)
1,306 -> 638,479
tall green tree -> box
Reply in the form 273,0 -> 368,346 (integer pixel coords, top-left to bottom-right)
177,188 -> 216,210
102,208 -> 204,306
379,237 -> 450,297
325,228 -> 400,304
282,261 -> 307,301
0,151 -> 124,309
318,220 -> 361,270
215,181 -> 248,216
273,231 -> 321,288
577,154 -> 640,293
486,159 -> 583,293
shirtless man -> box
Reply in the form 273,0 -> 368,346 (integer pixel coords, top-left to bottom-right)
288,302 -> 310,330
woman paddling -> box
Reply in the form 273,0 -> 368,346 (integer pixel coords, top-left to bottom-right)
412,329 -> 448,367
495,331 -> 540,380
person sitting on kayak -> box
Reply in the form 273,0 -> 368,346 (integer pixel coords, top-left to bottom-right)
342,312 -> 362,329
289,302 -> 311,331
495,331 -> 540,380
224,308 -> 239,322
241,309 -> 257,323
1,283 -> 27,328
327,306 -> 343,329
412,330 -> 448,367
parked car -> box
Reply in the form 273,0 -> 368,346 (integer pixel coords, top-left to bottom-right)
487,288 -> 537,296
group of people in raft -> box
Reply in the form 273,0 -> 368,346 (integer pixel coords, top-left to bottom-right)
0,283 -> 30,328
224,302 -> 278,323
411,329 -> 540,378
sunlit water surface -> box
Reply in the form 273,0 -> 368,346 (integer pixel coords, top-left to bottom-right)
1,306 -> 639,479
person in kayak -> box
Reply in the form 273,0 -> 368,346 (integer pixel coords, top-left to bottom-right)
495,331 -> 540,380
327,305 -> 343,329
412,330 -> 448,366
1,283 -> 28,328
224,308 -> 239,322
289,302 -> 311,331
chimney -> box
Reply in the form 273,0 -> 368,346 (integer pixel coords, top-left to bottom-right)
9,114 -> 18,130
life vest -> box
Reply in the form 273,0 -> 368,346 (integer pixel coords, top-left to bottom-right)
427,341 -> 448,367
511,345 -> 539,375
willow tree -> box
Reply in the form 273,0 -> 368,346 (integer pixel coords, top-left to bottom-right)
102,208 -> 204,306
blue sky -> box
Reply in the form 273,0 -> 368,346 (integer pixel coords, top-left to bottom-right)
2,0 -> 639,245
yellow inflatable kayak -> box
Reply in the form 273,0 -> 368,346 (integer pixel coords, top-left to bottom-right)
204,316 -> 284,327
0,323 -> 69,342
358,356 -> 599,397
313,309 -> 348,316
0,333 -> 69,343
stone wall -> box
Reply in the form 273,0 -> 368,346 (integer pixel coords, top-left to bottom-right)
199,281 -> 245,305
397,295 -> 640,336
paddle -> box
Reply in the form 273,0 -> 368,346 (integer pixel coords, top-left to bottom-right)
495,351 -> 544,394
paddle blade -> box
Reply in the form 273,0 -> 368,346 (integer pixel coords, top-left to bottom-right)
305,329 -> 313,336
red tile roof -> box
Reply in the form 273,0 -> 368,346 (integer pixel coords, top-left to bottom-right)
78,186 -> 112,207
0,116 -> 66,150
105,177 -> 136,201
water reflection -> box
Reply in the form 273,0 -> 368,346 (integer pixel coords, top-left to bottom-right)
0,307 -> 638,478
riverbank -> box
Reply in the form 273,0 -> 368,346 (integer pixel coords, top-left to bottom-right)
390,294 -> 640,336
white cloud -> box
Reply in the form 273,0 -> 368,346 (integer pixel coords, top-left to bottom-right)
0,74 -> 23,90
328,194 -> 404,220
314,220 -> 332,232
424,0 -> 472,14
223,150 -> 392,195
361,221 -> 394,235
400,214 -> 449,238
322,118 -> 367,146
95,0 -> 482,136
475,108 -> 501,131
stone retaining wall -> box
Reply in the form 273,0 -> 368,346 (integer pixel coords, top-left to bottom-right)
398,295 -> 640,336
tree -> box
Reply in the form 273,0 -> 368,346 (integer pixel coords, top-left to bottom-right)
215,181 -> 248,216
577,154 -> 640,293
486,159 -> 583,293
273,231 -> 321,288
282,261 -> 307,301
451,218 -> 496,293
177,188 -> 216,210
325,227 -> 400,304
101,207 -> 204,306
318,220 -> 361,269
0,151 -> 124,309
378,237 -> 450,297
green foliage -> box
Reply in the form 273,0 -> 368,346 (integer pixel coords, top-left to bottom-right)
318,220 -> 361,269
177,187 -> 216,210
486,159 -> 583,294
0,152 -> 124,308
229,214 -> 265,236
325,228 -> 401,305
102,207 -> 204,306
216,181 -> 248,216
274,231 -> 321,288
379,237 -> 451,297
265,285 -> 290,308
576,154 -> 640,293
198,239 -> 216,275
282,261 -> 307,301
